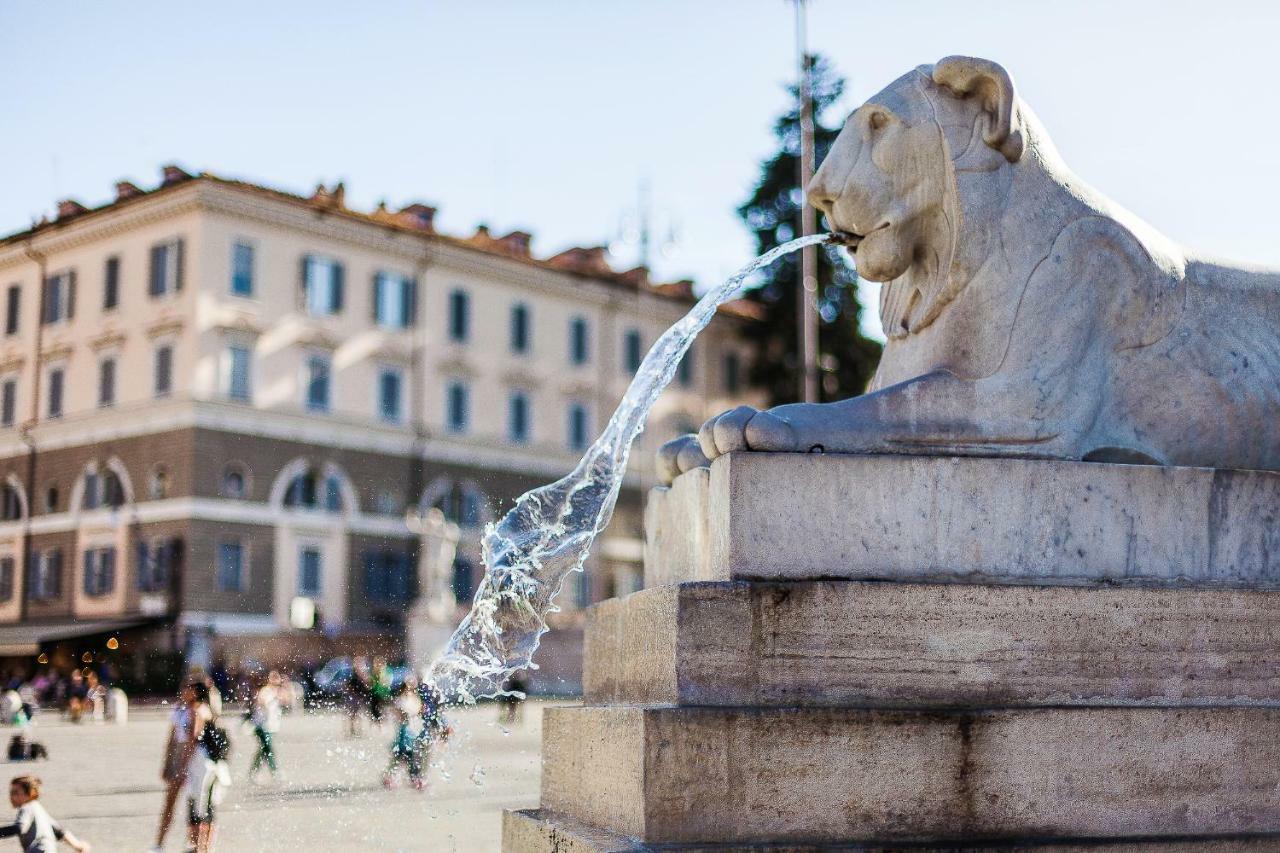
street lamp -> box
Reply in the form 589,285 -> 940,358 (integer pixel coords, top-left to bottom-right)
793,0 -> 820,403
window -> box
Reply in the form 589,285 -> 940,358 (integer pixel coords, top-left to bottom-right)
509,303 -> 530,354
44,486 -> 58,513
82,547 -> 116,596
447,289 -> 469,343
47,368 -> 64,419
374,491 -> 400,515
569,316 -> 590,365
33,550 -> 62,600
373,272 -> 414,328
624,328 -> 643,374
98,358 -> 116,407
217,540 -> 245,592
567,402 -> 590,451
305,355 -> 330,412
378,367 -> 402,423
724,351 -> 741,394
30,549 -> 62,600
137,539 -> 179,592
231,242 -> 254,297
103,256 -> 120,310
41,271 -> 75,325
677,346 -> 694,387
4,285 -> 18,335
508,390 -> 530,444
451,557 -> 474,603
154,345 -> 173,397
226,345 -> 252,402
0,485 -> 21,521
363,550 -> 414,605
434,482 -> 483,528
284,469 -> 344,513
221,464 -> 249,499
83,468 -> 124,511
445,381 -> 469,433
574,569 -> 591,608
0,558 -> 12,602
298,546 -> 322,596
301,255 -> 343,315
148,466 -> 169,500
1,380 -> 15,428
148,238 -> 184,297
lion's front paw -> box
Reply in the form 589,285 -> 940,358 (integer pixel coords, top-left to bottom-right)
697,405 -> 798,461
656,434 -> 710,485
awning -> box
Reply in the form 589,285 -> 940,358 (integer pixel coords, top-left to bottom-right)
0,619 -> 156,656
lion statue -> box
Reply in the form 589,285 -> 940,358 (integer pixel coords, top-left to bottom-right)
658,55 -> 1280,484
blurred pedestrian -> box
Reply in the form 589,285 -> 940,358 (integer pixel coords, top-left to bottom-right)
368,657 -> 392,728
345,658 -> 371,737
248,672 -> 283,783
184,681 -> 229,853
0,775 -> 90,852
149,681 -> 196,853
382,681 -> 425,790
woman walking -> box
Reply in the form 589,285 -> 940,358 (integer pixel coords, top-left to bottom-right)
248,672 -> 283,783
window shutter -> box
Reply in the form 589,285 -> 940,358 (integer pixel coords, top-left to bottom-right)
50,550 -> 62,597
83,551 -> 93,596
136,541 -> 149,590
298,256 -> 310,310
332,262 -> 345,312
371,273 -> 380,323
406,278 -> 418,327
40,278 -> 50,324
66,270 -> 77,319
174,239 -> 186,291
149,245 -> 164,296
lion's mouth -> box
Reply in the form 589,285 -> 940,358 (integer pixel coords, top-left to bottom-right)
830,230 -> 863,250
829,222 -> 887,253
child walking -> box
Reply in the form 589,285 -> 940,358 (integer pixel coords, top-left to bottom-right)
382,681 -> 425,790
0,776 -> 90,852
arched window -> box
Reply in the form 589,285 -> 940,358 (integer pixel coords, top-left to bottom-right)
433,482 -> 484,528
283,467 -> 345,513
0,484 -> 21,521
83,467 -> 125,510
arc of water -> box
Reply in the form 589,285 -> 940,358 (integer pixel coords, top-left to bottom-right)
428,234 -> 832,704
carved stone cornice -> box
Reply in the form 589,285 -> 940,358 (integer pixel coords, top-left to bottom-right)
87,330 -> 127,352
146,317 -> 184,339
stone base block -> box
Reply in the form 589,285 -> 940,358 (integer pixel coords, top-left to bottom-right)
643,454 -> 1280,588
539,705 -> 1280,846
504,809 -> 1280,852
584,581 -> 1280,707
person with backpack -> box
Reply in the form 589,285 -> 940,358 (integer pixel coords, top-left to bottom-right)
184,681 -> 230,853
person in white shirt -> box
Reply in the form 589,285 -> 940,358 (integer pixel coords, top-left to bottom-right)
248,672 -> 284,782
0,775 -> 90,852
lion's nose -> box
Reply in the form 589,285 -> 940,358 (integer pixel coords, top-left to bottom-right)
806,171 -> 837,219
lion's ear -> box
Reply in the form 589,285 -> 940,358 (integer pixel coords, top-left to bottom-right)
932,56 -> 1024,163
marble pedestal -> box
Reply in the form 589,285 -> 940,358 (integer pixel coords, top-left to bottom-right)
504,454 -> 1280,851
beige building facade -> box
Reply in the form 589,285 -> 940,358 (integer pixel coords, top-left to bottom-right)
0,166 -> 763,688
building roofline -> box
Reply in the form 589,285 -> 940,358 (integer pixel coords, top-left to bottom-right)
0,168 -> 764,323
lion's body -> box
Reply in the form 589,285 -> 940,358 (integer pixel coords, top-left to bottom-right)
658,56 -> 1280,485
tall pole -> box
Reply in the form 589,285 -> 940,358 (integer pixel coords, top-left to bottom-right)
795,0 -> 820,403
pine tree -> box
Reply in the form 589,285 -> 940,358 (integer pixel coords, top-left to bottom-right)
738,54 -> 883,405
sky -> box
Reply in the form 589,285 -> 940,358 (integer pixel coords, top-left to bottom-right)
4,1 -> 1280,342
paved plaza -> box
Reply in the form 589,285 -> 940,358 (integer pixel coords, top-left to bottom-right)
1,700 -> 556,852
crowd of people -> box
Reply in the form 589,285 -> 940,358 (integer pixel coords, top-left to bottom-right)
0,657 -> 469,852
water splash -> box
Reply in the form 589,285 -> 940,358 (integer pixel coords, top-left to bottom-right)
428,234 -> 831,703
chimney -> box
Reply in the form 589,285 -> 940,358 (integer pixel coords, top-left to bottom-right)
396,203 -> 437,232
619,266 -> 650,288
56,199 -> 88,220
160,164 -> 193,186
114,180 -> 144,202
498,230 -> 533,257
331,181 -> 345,208
547,246 -> 611,275
473,224 -> 491,240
